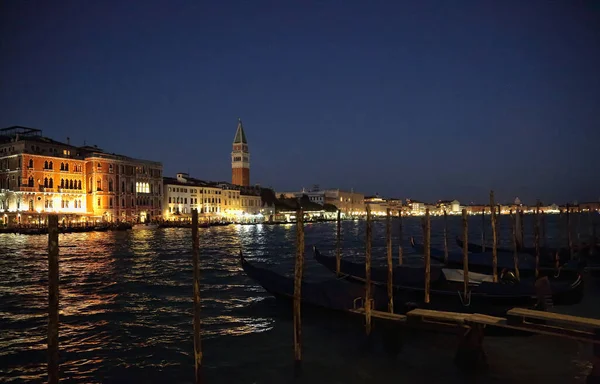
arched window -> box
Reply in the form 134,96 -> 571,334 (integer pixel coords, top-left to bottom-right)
65,163 -> 69,171
44,161 -> 49,169
108,179 -> 113,192
28,159 -> 33,168
78,199 -> 82,208
28,177 -> 34,187
60,179 -> 64,188
121,181 -> 125,192
69,180 -> 74,189
60,163 -> 65,171
44,178 -> 48,187
49,178 -> 54,188
77,180 -> 81,189
49,161 -> 53,170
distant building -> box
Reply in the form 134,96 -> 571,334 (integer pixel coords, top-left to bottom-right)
277,186 -> 365,216
364,194 -> 401,216
231,119 -> 250,187
163,173 -> 262,221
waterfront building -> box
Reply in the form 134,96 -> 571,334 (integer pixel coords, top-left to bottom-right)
0,126 -> 163,225
277,187 -> 365,217
163,173 -> 263,222
364,194 -> 395,216
231,118 -> 250,187
84,147 -> 163,223
437,199 -> 461,214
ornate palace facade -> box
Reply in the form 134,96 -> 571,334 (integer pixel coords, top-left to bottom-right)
0,126 -> 162,225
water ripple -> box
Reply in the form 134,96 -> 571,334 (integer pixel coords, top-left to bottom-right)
0,215 -> 598,383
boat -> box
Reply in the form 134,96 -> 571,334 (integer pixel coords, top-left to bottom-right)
240,252 -> 389,312
412,236 -> 587,276
313,247 -> 584,307
243,252 -> 546,338
455,236 -> 576,263
132,222 -> 159,229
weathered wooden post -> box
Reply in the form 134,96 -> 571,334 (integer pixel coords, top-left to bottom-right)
541,209 -> 547,249
398,210 -> 403,265
534,202 -> 541,279
510,210 -> 520,281
514,208 -> 522,251
490,191 -> 498,283
443,209 -> 449,264
424,208 -> 431,304
365,205 -> 372,335
386,208 -> 393,313
567,204 -> 574,260
481,209 -> 486,252
576,206 -> 581,251
48,214 -> 59,384
591,210 -> 597,256
293,207 -> 305,367
335,209 -> 341,276
462,208 -> 469,297
192,209 -> 202,384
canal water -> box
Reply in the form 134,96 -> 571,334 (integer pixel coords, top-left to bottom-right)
0,214 -> 598,383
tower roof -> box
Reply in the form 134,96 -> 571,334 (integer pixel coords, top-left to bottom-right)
233,118 -> 247,144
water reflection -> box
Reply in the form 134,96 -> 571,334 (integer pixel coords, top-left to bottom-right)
0,215 -> 597,383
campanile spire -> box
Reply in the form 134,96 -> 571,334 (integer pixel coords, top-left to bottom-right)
231,118 -> 250,186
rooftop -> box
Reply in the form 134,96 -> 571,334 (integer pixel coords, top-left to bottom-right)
233,118 -> 248,144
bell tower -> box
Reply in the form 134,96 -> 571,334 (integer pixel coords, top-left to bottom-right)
231,118 -> 250,186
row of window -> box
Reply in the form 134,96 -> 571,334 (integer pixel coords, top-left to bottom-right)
95,197 -> 163,209
168,187 -> 223,195
26,159 -> 84,173
169,206 -> 220,214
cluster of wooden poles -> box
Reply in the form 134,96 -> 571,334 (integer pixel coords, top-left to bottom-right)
42,199 -> 596,383
290,191 -> 597,368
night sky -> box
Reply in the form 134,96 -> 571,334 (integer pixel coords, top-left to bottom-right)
1,1 -> 599,204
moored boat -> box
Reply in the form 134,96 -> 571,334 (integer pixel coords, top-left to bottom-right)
412,237 -> 585,276
313,246 -> 584,307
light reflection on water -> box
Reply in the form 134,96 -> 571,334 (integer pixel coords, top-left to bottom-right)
0,215 -> 598,383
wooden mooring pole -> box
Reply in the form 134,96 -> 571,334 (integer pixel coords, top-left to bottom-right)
398,210 -> 403,265
510,210 -> 520,281
386,208 -> 393,314
462,209 -> 469,298
591,210 -> 597,256
293,208 -> 305,367
424,208 -> 431,304
481,209 -> 486,253
48,215 -> 59,384
535,202 -> 541,279
443,209 -> 449,265
335,209 -> 341,276
365,206 -> 372,335
576,206 -> 581,251
567,204 -> 574,260
192,209 -> 202,384
519,209 -> 525,250
541,209 -> 547,249
490,191 -> 498,283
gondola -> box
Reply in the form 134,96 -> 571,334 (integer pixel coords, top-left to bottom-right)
313,247 -> 584,307
240,252 -> 389,312
412,236 -> 586,276
241,253 -> 538,337
454,236 -> 577,264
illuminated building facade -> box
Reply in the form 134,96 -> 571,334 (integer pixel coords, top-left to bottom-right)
163,173 -> 263,221
84,149 -> 163,223
0,126 -> 163,225
231,118 -> 250,187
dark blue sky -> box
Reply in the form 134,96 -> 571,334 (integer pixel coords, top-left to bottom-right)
1,1 -> 599,204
